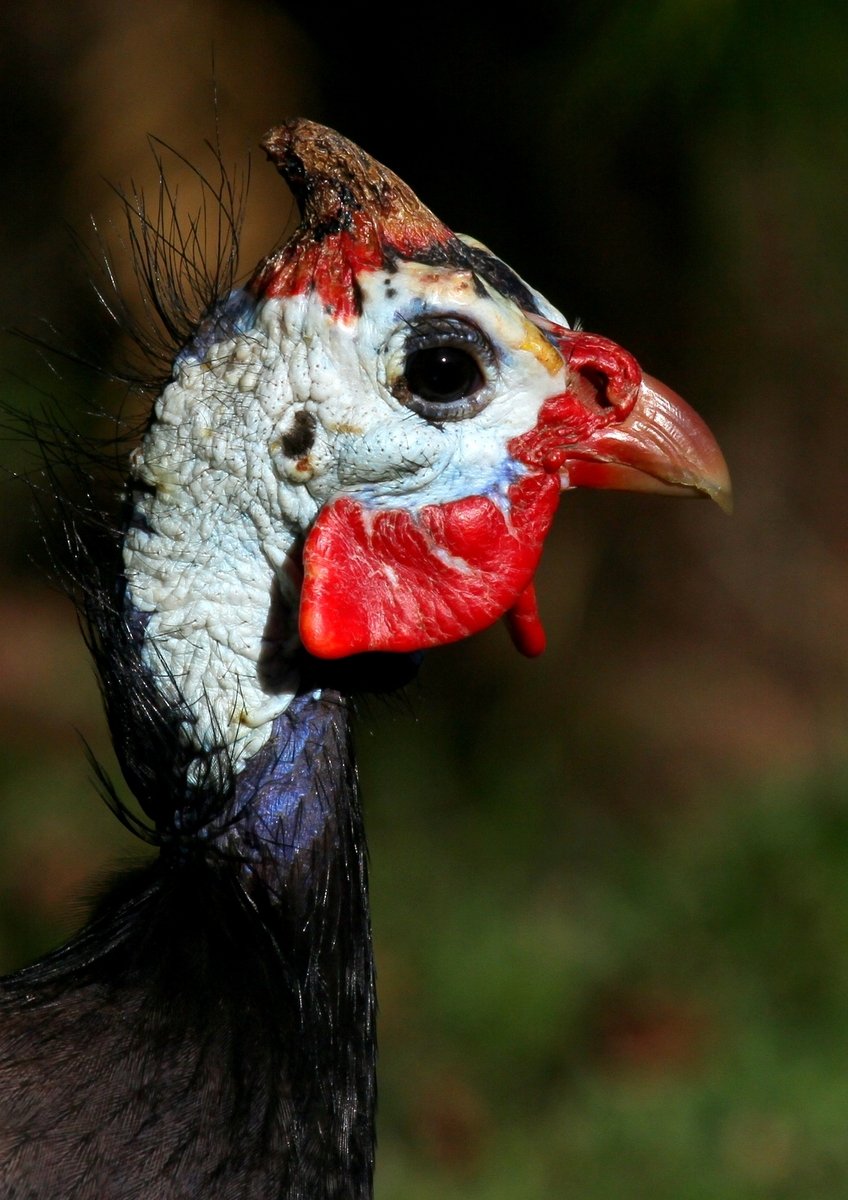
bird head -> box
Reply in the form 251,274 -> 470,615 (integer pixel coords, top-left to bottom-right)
124,120 -> 730,766
253,121 -> 730,660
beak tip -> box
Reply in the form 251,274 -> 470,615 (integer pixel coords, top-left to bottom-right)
712,485 -> 734,516
699,448 -> 733,515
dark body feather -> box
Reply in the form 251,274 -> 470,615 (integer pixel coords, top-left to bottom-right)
0,683 -> 378,1199
0,126 -> 397,1200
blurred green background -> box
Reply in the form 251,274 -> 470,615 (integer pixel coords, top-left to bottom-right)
1,2 -> 847,1195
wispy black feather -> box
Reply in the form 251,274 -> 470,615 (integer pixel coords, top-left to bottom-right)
0,135 -> 382,1200
91,135 -> 251,392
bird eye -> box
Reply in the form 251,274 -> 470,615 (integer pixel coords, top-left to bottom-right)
405,345 -> 483,405
393,317 -> 495,421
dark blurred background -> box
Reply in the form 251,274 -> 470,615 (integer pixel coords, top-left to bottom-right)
1,2 -> 847,1196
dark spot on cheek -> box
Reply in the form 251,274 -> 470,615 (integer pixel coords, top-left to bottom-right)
281,409 -> 317,458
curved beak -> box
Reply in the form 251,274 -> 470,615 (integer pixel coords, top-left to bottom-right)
504,320 -> 731,658
521,318 -> 733,514
563,373 -> 733,514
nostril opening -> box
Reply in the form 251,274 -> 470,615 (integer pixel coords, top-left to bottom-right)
565,333 -> 642,414
580,366 -> 613,409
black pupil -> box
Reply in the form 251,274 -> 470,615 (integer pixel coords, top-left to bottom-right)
404,346 -> 483,404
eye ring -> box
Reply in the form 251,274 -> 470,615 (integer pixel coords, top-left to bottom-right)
392,316 -> 496,422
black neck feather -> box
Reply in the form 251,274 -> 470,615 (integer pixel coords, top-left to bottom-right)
0,658 -> 379,1199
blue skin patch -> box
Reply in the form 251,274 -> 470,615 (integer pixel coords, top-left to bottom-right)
230,692 -> 349,874
175,289 -> 258,370
351,450 -> 528,515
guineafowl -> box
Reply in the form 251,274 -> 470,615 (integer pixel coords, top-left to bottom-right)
0,120 -> 730,1199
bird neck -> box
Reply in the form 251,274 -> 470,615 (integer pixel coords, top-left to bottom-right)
121,290 -> 320,779
207,685 -> 377,1193
114,284 -> 424,1192
5,681 -> 377,1196
66,514 -> 389,1194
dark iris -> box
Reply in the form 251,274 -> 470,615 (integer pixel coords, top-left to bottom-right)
392,315 -> 495,421
404,345 -> 484,404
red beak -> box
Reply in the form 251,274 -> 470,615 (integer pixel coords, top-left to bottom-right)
526,318 -> 732,514
502,320 -> 731,657
563,371 -> 733,513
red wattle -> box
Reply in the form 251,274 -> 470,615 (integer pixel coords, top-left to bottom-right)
504,582 -> 547,657
299,474 -> 561,658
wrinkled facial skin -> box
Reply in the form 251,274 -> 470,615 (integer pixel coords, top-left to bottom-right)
295,261 -> 565,508
290,253 -> 575,660
288,249 -> 729,662
122,243 -> 569,762
123,120 -> 730,770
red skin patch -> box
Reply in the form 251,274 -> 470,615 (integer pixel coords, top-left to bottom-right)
251,210 -> 455,322
507,334 -> 641,473
300,333 -> 645,660
503,581 -> 547,658
255,125 -> 666,659
300,474 -> 561,658
254,214 -> 383,322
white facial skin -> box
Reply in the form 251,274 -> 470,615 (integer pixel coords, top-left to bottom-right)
123,251 -> 571,771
